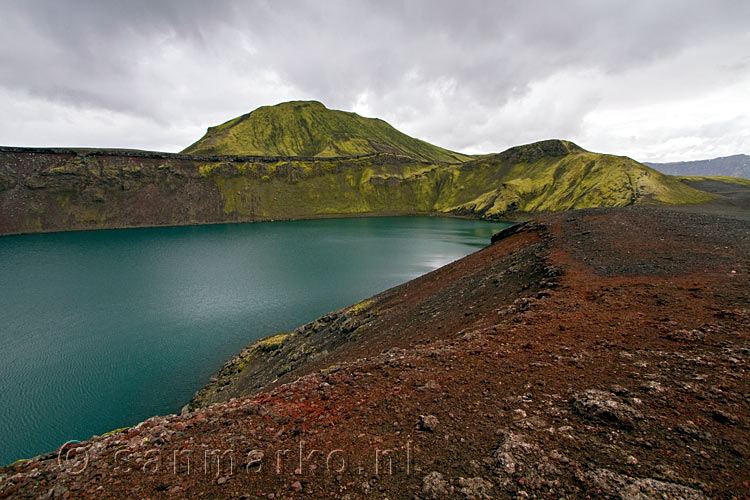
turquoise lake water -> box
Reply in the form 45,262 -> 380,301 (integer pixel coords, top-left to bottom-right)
0,216 -> 512,465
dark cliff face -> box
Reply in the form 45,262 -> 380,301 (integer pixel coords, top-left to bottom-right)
0,149 -> 451,236
0,148 -> 228,235
0,147 -> 426,235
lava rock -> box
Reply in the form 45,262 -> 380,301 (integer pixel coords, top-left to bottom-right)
572,389 -> 643,428
457,477 -> 494,499
418,414 -> 439,432
422,471 -> 452,499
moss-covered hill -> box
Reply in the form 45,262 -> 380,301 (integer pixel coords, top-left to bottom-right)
182,100 -> 473,163
441,140 -> 714,217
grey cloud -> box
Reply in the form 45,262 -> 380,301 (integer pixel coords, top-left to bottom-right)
0,0 -> 748,159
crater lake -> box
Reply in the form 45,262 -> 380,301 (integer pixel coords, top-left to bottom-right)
0,216 -> 512,464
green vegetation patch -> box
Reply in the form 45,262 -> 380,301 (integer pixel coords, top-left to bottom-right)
255,332 -> 293,351
677,175 -> 750,186
348,299 -> 375,316
100,427 -> 128,437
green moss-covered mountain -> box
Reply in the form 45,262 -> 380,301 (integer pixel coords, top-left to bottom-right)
182,100 -> 472,163
440,140 -> 713,216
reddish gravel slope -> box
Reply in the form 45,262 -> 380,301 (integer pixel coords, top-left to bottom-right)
1,207 -> 748,499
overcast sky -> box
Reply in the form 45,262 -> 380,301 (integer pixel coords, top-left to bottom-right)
1,0 -> 748,162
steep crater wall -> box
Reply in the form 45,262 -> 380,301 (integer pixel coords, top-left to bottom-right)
0,142 -> 713,235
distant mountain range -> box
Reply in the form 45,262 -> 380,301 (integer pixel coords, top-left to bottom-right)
645,154 -> 749,179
